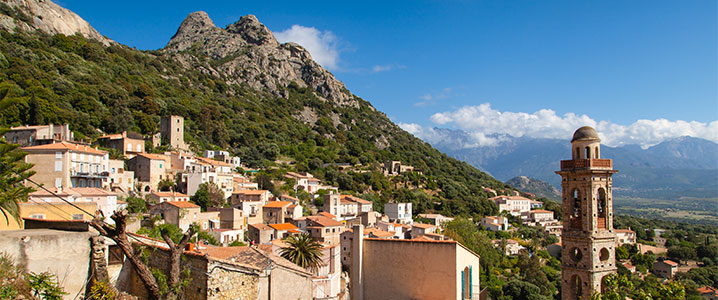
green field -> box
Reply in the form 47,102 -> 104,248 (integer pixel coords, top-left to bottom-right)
614,197 -> 718,225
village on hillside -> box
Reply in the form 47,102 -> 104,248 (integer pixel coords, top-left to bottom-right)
1,121 -> 712,300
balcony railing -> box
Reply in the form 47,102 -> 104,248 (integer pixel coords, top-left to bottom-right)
71,171 -> 109,178
560,159 -> 612,170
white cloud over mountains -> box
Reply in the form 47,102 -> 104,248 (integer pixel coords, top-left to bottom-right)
274,25 -> 339,70
400,103 -> 718,148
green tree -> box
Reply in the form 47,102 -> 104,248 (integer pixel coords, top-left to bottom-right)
0,130 -> 35,225
280,233 -> 324,273
190,183 -> 225,211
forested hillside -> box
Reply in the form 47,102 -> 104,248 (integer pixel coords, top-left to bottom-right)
0,28 -> 509,218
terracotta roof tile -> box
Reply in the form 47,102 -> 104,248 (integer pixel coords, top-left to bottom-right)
307,215 -> 343,227
269,223 -> 299,231
164,201 -> 200,208
22,141 -> 107,155
233,190 -> 269,195
263,201 -> 292,208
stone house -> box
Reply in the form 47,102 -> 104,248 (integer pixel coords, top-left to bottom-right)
248,223 -> 275,245
106,159 -> 134,196
410,223 -> 437,239
305,215 -> 344,245
126,153 -> 171,194
120,235 -> 313,300
233,175 -> 259,190
230,190 -> 271,205
524,209 -> 555,222
149,201 -> 219,232
4,123 -> 73,146
148,191 -> 190,203
96,131 -> 144,158
27,187 -> 121,224
285,171 -> 322,193
653,259 -> 678,278
263,201 -> 292,224
616,229 -> 637,245
384,202 -> 412,224
183,157 -> 234,198
481,216 -> 510,232
490,195 -> 532,216
23,142 -> 110,189
350,224 -> 481,300
206,207 -> 246,231
418,213 -> 454,228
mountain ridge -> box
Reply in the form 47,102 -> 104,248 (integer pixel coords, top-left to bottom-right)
0,2 -> 511,218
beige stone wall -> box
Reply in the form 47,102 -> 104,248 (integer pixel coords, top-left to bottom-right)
267,267 -> 313,300
0,229 -> 93,300
206,261 -> 259,300
361,239 -> 458,299
26,151 -> 69,188
121,247 -> 208,299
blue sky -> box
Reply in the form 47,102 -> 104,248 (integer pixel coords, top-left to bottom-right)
58,0 -> 717,147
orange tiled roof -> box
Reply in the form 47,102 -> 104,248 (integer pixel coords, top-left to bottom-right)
489,195 -> 531,201
249,223 -> 273,231
412,223 -> 436,229
306,215 -> 343,227
233,190 -> 268,195
136,153 -> 168,160
151,191 -> 189,198
661,260 -> 678,266
615,229 -> 635,233
164,201 -> 200,208
263,201 -> 291,208
341,195 -> 371,204
280,194 -> 299,201
530,209 -> 553,214
269,223 -> 299,231
196,157 -> 232,167
22,142 -> 107,155
319,212 -> 336,219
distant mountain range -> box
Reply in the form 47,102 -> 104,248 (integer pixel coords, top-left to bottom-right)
431,128 -> 718,199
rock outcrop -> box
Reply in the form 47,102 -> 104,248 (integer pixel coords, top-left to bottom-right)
164,12 -> 358,107
0,0 -> 113,45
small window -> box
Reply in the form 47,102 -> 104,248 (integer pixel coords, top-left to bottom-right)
55,161 -> 62,172
55,178 -> 62,188
55,152 -> 62,159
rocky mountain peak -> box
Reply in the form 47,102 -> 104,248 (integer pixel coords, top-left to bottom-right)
225,14 -> 278,47
0,0 -> 113,45
172,11 -> 216,37
164,12 -> 358,108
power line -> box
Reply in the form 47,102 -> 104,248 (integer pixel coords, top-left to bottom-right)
0,160 -> 159,248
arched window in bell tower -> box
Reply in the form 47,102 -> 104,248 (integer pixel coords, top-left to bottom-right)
571,189 -> 582,229
585,147 -> 591,160
597,188 -> 607,229
575,147 -> 580,160
595,147 -> 600,158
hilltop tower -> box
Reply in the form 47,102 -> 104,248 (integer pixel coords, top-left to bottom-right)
556,126 -> 618,299
160,115 -> 187,150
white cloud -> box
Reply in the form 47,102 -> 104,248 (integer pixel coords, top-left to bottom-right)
372,64 -> 404,73
274,25 -> 340,70
408,103 -> 718,148
415,88 -> 452,106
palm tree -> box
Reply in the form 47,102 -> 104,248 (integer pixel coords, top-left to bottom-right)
0,129 -> 35,225
280,233 -> 325,273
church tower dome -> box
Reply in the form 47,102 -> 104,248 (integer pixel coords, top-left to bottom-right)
556,126 -> 618,299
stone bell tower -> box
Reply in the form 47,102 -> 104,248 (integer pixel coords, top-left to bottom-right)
556,126 -> 618,300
